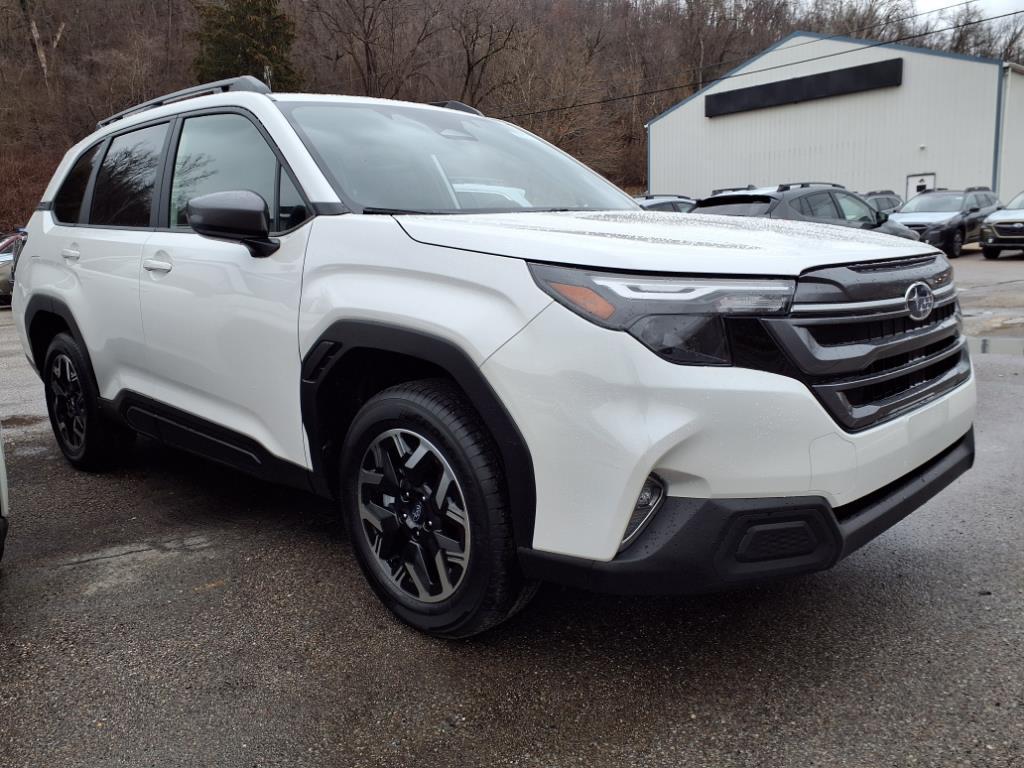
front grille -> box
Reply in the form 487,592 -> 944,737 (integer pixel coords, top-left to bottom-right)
744,256 -> 971,431
994,222 -> 1024,237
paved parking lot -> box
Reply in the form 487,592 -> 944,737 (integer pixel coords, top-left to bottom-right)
1,258 -> 1023,766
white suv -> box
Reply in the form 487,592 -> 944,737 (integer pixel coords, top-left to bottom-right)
12,77 -> 976,636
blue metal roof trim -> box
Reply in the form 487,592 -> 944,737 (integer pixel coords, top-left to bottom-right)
646,30 -> 1003,128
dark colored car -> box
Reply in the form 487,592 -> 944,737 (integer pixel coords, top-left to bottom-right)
890,187 -> 1002,258
979,191 -> 1024,259
863,190 -> 903,214
0,231 -> 25,306
692,182 -> 920,241
634,194 -> 696,212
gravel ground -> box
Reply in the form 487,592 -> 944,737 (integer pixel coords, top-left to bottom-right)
0,309 -> 1022,768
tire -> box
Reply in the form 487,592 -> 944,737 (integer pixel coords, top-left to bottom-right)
982,246 -> 1001,260
340,378 -> 537,638
945,230 -> 964,259
42,333 -> 133,471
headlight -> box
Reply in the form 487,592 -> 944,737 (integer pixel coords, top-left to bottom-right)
529,263 -> 794,365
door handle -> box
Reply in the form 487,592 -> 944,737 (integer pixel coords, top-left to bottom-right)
60,248 -> 80,261
142,258 -> 173,273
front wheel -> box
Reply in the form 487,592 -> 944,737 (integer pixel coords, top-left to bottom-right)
982,246 -> 1001,260
340,379 -> 536,638
945,230 -> 964,258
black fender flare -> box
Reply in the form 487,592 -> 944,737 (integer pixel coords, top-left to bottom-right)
301,320 -> 537,548
22,294 -> 92,376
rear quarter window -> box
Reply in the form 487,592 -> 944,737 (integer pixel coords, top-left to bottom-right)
53,143 -> 102,224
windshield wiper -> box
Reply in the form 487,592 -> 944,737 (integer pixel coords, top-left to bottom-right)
361,207 -> 438,215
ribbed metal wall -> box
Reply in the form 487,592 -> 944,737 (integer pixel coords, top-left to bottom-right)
648,34 -> 1004,199
998,67 -> 1024,198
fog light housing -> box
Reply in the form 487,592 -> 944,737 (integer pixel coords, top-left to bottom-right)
619,474 -> 665,551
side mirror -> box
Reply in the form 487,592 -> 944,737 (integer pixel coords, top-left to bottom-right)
968,206 -> 980,214
186,190 -> 280,258
876,211 -> 889,225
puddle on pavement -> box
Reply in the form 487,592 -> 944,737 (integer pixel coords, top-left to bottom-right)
968,336 -> 1024,355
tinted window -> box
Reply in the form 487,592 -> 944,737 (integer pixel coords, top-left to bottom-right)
54,143 -> 101,224
799,192 -> 839,219
674,201 -> 695,212
170,114 -> 277,227
278,170 -> 309,231
645,201 -> 677,212
966,193 -> 982,210
90,124 -> 168,227
835,192 -> 875,223
694,196 -> 773,216
1006,192 -> 1024,210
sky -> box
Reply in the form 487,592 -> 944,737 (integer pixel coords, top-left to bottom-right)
913,0 -> 1024,17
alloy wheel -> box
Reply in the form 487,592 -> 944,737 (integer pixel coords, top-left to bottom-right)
357,428 -> 471,604
49,353 -> 86,452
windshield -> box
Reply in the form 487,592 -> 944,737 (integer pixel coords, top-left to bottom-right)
1006,192 -> 1024,210
279,101 -> 636,214
900,193 -> 964,213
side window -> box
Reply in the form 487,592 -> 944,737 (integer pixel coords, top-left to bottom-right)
966,193 -> 981,210
278,171 -> 309,231
646,201 -> 676,212
170,113 -> 277,228
89,123 -> 169,227
834,192 -> 875,223
800,192 -> 840,219
53,143 -> 101,224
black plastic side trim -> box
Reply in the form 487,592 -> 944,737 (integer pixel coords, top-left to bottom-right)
310,202 -> 349,216
300,320 -> 537,547
103,391 -> 316,494
22,294 -> 90,374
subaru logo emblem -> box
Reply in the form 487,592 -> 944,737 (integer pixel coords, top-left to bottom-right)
1014,222 -> 1024,229
905,282 -> 935,321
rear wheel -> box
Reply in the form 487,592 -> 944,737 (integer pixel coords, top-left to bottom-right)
340,379 -> 536,638
982,246 -> 1001,260
43,333 -> 133,471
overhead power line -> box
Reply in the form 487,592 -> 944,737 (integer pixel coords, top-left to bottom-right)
496,8 -> 1024,121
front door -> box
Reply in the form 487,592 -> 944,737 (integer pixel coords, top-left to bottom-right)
138,112 -> 312,467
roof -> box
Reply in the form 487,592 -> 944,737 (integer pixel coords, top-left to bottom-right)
647,30 -> 1003,128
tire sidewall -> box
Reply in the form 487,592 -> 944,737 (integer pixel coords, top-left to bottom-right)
43,333 -> 102,465
341,393 -> 502,635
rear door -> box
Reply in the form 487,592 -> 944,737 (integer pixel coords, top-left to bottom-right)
138,110 -> 313,467
40,124 -> 169,398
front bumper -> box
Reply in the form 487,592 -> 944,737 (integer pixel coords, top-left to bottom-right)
520,427 -> 974,594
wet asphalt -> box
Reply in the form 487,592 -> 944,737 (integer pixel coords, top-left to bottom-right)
0,305 -> 1022,767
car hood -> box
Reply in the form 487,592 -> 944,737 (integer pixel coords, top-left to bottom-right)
984,209 -> 1024,224
397,211 -> 935,276
890,211 -> 958,226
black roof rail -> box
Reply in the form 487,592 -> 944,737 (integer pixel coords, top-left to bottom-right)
965,185 -> 991,192
866,189 -> 897,196
429,100 -> 483,116
642,193 -> 695,199
777,181 -> 845,192
97,75 -> 271,129
711,185 -> 756,194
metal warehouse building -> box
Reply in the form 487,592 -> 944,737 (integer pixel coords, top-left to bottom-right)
647,32 -> 1024,200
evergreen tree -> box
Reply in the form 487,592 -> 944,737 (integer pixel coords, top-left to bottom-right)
193,0 -> 301,90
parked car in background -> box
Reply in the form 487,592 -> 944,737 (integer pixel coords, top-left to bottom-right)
979,191 -> 1024,260
693,182 -> 920,240
890,187 -> 1002,258
634,194 -> 696,212
0,421 -> 8,563
863,190 -> 903,214
0,231 -> 25,306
